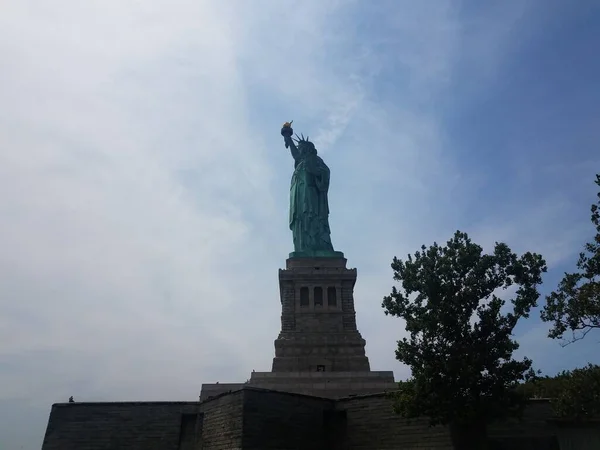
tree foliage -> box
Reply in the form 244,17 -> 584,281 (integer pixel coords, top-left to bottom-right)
541,174 -> 600,344
517,374 -> 566,400
518,364 -> 600,419
382,231 -> 547,427
552,364 -> 600,418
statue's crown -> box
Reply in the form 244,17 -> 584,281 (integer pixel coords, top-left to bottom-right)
293,132 -> 311,145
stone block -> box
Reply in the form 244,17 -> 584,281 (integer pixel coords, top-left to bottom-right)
200,383 -> 246,401
246,371 -> 397,399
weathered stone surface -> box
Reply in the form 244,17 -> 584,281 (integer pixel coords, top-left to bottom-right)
41,393 -> 244,450
273,257 -> 371,373
241,389 -> 333,449
42,390 -> 565,450
199,383 -> 246,402
338,393 -> 452,450
247,371 -> 397,399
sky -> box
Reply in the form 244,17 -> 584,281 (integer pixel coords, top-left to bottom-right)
1,0 -> 599,448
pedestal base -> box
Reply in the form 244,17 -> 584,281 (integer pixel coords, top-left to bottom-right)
288,250 -> 345,259
197,255 -> 400,403
247,371 -> 397,399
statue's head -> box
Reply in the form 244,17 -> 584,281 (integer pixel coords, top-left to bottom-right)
294,133 -> 318,156
298,141 -> 317,156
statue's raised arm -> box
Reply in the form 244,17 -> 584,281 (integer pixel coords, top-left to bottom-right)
281,121 -> 299,161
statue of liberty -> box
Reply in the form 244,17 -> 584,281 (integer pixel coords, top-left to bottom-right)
281,121 -> 343,258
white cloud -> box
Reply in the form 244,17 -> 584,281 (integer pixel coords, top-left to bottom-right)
0,0 -> 274,402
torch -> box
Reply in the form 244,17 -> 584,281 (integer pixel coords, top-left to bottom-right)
281,120 -> 294,148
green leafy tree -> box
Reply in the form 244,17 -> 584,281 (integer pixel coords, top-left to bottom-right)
517,373 -> 566,400
519,365 -> 600,419
541,174 -> 600,344
382,231 -> 546,449
551,364 -> 600,419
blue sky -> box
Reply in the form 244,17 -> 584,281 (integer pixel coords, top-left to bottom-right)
1,0 -> 599,448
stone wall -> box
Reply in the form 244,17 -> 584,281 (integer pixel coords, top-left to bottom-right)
42,401 -> 205,450
487,400 -> 560,449
337,393 -> 453,450
242,389 -> 333,449
42,388 -> 569,450
247,371 -> 396,399
42,393 -> 245,450
335,394 -> 561,450
551,421 -> 600,450
200,391 -> 245,449
295,312 -> 343,332
199,383 -> 245,401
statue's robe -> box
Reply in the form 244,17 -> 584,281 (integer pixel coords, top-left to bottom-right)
289,151 -> 334,253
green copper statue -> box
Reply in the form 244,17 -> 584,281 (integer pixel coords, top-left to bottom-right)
281,121 -> 343,258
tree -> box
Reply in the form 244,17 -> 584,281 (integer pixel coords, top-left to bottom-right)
382,231 -> 547,450
517,373 -> 566,400
541,174 -> 600,344
551,364 -> 600,419
518,364 -> 600,419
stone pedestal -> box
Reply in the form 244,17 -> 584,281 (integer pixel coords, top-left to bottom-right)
248,256 -> 397,398
272,257 -> 370,372
199,256 -> 397,401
